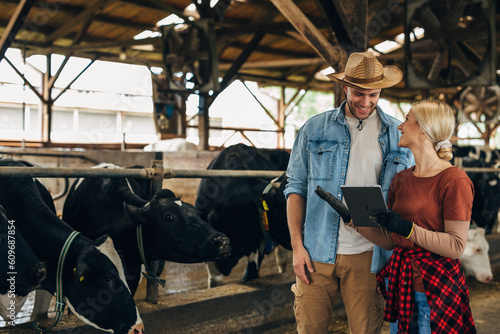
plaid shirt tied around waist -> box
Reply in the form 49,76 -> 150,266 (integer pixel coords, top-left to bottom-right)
376,246 -> 476,334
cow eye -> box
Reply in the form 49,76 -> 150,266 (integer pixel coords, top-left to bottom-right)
164,214 -> 174,221
103,276 -> 116,286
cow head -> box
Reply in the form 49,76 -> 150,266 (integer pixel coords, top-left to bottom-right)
124,189 -> 231,263
66,235 -> 144,334
255,173 -> 291,250
460,227 -> 493,284
0,205 -> 46,296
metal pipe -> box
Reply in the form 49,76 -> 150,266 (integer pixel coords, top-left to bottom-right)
0,167 -> 285,179
163,169 -> 284,179
0,167 -> 151,178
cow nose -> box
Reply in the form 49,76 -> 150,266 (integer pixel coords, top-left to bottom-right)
36,267 -> 47,281
128,322 -> 144,334
482,275 -> 493,284
213,235 -> 231,253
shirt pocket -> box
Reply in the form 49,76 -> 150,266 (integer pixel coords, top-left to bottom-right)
307,140 -> 338,181
385,151 -> 411,173
385,151 -> 411,176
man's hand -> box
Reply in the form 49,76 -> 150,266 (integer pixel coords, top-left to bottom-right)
369,209 -> 414,238
292,245 -> 314,285
315,185 -> 352,223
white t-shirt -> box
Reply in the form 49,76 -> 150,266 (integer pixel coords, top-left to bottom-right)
337,110 -> 383,254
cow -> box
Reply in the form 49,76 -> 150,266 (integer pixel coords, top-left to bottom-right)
460,227 -> 493,284
462,158 -> 500,234
0,159 -> 143,333
0,205 -> 46,323
62,163 -> 231,296
195,144 -> 291,288
453,145 -> 500,164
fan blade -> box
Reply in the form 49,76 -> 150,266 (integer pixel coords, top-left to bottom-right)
450,29 -> 488,43
485,95 -> 499,105
463,103 -> 478,112
450,41 -> 474,78
427,51 -> 447,83
441,0 -> 466,33
414,5 -> 441,39
409,38 -> 440,55
464,93 -> 479,105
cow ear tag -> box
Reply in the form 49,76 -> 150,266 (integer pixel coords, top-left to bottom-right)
73,267 -> 84,282
262,199 -> 269,211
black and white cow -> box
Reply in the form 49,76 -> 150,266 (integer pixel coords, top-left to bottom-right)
0,159 -> 143,333
62,163 -> 231,295
195,144 -> 291,287
0,204 -> 46,323
453,145 -> 500,164
461,158 -> 500,234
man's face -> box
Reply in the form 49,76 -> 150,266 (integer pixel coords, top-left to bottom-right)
343,86 -> 382,120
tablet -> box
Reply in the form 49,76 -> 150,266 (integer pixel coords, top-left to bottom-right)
340,185 -> 387,227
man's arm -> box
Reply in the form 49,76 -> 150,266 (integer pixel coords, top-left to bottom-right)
287,193 -> 314,285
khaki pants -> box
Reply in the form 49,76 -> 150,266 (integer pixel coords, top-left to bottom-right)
291,251 -> 385,334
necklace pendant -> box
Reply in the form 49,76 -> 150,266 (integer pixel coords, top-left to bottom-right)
357,120 -> 363,131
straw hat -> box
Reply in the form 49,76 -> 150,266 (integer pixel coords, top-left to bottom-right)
327,51 -> 403,89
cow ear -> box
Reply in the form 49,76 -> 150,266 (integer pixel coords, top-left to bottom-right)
123,202 -> 148,225
75,262 -> 90,283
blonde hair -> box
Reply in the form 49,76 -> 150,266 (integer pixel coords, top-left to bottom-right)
412,100 -> 455,160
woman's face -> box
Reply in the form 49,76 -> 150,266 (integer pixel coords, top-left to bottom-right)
397,109 -> 423,148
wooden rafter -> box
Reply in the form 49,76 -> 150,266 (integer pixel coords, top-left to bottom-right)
47,0 -> 120,42
269,0 -> 341,69
0,0 -> 35,60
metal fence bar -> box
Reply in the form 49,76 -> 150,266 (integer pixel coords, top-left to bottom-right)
0,165 -> 494,179
163,169 -> 284,179
0,167 -> 285,179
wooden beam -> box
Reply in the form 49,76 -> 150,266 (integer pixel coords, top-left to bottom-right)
218,58 -> 326,70
219,32 -> 266,91
121,0 -> 190,23
315,0 -> 354,48
0,0 -> 35,61
3,56 -> 44,102
269,0 -> 341,68
47,0 -> 119,42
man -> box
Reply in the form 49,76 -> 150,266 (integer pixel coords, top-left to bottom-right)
284,51 -> 414,334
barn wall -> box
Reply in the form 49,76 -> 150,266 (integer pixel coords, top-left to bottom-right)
162,150 -> 220,205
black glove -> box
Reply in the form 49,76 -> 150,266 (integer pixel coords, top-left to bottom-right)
315,185 -> 351,223
368,209 -> 414,238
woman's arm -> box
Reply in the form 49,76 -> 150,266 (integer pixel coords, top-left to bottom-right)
354,225 -> 395,250
409,220 -> 469,259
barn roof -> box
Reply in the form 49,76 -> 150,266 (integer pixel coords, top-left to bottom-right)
0,0 -> 499,102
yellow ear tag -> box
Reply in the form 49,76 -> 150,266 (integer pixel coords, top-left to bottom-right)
262,200 -> 269,211
79,275 -> 84,282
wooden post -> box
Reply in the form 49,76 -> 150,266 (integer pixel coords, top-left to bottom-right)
278,87 -> 286,148
146,159 -> 165,304
41,54 -> 52,145
198,93 -> 210,150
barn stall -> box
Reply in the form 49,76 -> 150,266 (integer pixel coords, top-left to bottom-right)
0,0 -> 500,332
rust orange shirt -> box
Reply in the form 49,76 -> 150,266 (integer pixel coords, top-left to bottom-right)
388,166 -> 474,291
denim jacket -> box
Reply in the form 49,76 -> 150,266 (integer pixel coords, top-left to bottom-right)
284,101 -> 414,272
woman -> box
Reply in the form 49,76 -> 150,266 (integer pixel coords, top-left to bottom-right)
316,100 -> 476,333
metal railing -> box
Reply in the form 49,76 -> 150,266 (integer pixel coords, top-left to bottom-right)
0,165 -> 285,179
